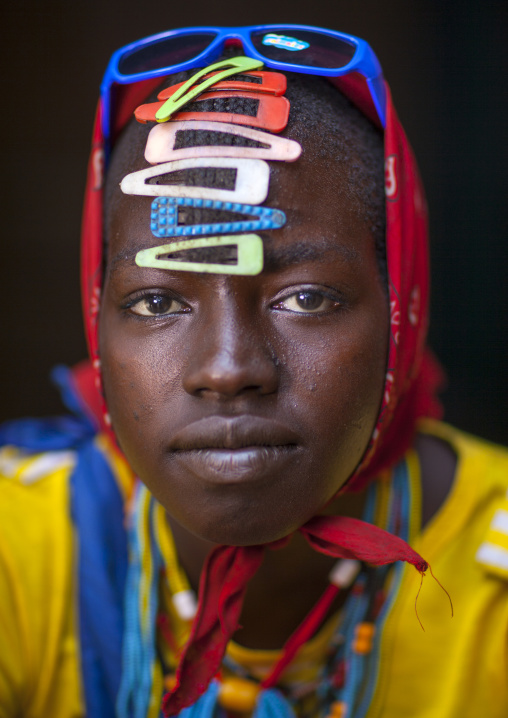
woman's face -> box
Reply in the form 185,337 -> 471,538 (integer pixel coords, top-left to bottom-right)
99,141 -> 389,546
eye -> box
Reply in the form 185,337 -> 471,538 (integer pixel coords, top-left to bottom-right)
273,290 -> 339,314
128,294 -> 188,317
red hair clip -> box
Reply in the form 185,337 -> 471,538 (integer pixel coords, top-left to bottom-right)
157,71 -> 287,99
135,92 -> 290,133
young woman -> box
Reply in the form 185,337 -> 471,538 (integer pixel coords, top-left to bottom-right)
1,25 -> 507,718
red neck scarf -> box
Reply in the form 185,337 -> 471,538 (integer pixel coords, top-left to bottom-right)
79,72 -> 444,716
161,518 -> 428,715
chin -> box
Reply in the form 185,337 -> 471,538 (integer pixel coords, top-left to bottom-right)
173,497 -> 303,547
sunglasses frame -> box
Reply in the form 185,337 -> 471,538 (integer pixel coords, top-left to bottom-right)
100,24 -> 387,156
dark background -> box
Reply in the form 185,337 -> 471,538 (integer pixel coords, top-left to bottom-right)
1,0 -> 507,443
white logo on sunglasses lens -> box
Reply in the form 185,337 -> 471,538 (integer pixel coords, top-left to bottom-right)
262,33 -> 310,52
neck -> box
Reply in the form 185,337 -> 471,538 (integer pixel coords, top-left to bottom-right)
167,489 -> 367,649
165,431 -> 457,650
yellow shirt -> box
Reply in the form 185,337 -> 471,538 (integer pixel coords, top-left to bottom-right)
370,420 -> 508,718
0,445 -> 83,718
1,421 -> 508,717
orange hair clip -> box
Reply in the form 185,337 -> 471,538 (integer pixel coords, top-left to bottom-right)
135,92 -> 290,133
157,71 -> 287,99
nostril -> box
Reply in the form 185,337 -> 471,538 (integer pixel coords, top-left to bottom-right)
182,346 -> 278,399
181,309 -> 280,400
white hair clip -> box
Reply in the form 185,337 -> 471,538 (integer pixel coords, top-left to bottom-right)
120,157 -> 270,205
144,121 -> 302,165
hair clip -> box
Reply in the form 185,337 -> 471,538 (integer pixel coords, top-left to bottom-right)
135,92 -> 290,133
145,120 -> 301,164
157,70 -> 287,100
120,157 -> 270,204
151,56 -> 263,123
150,197 -> 286,238
135,234 -> 263,275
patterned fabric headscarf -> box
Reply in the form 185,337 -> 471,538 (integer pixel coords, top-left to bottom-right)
78,63 -> 444,715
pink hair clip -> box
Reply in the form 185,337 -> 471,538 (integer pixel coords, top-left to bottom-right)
145,120 -> 301,164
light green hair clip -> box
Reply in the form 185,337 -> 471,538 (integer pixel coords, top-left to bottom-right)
135,234 -> 264,276
155,56 -> 264,122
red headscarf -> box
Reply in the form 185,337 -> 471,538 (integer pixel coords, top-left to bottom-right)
79,67 -> 444,715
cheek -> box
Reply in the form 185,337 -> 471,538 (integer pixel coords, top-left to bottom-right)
99,314 -> 181,451
276,307 -> 388,479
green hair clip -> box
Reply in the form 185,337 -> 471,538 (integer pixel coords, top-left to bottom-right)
135,234 -> 264,275
155,56 -> 264,122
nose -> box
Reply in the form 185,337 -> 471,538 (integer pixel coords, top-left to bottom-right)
182,302 -> 278,400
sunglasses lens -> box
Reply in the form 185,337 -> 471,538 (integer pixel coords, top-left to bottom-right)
118,32 -> 218,76
250,29 -> 356,70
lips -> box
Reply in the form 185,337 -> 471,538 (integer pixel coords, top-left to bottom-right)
168,416 -> 302,484
169,415 -> 301,451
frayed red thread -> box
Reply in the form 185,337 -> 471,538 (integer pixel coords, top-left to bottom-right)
428,564 -> 454,617
414,571 -> 425,632
414,563 -> 454,632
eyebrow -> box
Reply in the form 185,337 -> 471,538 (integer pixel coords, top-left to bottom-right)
107,236 -> 359,278
108,249 -> 139,278
262,237 -> 359,271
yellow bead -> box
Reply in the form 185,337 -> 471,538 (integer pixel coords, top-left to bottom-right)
218,677 -> 260,713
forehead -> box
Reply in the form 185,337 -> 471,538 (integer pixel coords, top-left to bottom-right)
105,153 -> 372,282
108,138 -> 373,249
104,74 -> 384,276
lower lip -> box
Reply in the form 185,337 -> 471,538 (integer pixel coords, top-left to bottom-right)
172,446 -> 299,484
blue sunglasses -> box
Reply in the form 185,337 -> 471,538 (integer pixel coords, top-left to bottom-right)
101,24 -> 386,155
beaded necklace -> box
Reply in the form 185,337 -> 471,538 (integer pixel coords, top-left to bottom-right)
117,452 -> 419,718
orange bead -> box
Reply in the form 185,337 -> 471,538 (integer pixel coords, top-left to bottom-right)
218,676 -> 260,713
164,674 -> 177,691
355,622 -> 376,640
330,700 -> 347,718
353,637 -> 373,654
353,622 -> 375,654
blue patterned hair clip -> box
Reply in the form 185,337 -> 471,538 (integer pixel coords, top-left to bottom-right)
150,197 -> 286,238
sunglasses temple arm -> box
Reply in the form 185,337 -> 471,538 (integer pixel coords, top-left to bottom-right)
367,75 -> 387,128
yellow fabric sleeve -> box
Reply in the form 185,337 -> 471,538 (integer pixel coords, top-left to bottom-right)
0,447 -> 84,718
366,421 -> 508,718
